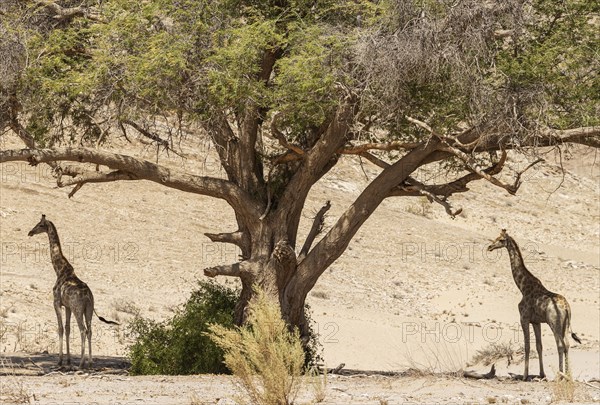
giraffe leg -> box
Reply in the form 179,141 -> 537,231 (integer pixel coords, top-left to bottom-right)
74,312 -> 87,369
85,306 -> 93,368
54,302 -> 64,367
521,319 -> 531,381
549,320 -> 568,375
532,323 -> 544,379
64,307 -> 72,367
562,320 -> 571,375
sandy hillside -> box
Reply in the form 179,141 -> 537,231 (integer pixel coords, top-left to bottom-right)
1,133 -> 599,404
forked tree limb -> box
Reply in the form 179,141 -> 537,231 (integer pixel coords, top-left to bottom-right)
0,147 -> 264,225
299,200 -> 331,261
296,139 -> 441,293
439,145 -> 542,195
59,169 -> 137,198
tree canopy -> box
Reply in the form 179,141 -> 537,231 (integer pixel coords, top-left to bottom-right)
1,0 -> 598,335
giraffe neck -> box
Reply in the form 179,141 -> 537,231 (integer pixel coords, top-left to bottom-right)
505,236 -> 541,294
46,221 -> 73,277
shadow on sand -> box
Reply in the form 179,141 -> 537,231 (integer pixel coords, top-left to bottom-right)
0,352 -> 130,376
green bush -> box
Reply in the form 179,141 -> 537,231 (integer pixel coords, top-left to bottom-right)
127,280 -> 323,375
127,280 -> 238,375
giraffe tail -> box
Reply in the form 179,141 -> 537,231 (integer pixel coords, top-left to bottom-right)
94,310 -> 120,325
571,332 -> 582,344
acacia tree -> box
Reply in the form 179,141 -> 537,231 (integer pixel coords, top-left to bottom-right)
1,0 -> 598,339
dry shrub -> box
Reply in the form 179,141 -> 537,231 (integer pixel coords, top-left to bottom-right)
209,290 -> 305,405
403,338 -> 468,376
470,341 -> 521,366
308,366 -> 327,403
552,371 -> 576,403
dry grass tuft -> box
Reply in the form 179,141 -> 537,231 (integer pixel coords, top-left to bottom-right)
0,357 -> 32,404
403,338 -> 468,377
209,289 -> 306,405
552,371 -> 576,403
308,367 -> 327,403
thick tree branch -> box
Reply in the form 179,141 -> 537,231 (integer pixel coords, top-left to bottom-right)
295,138 -> 441,292
539,126 -> 600,148
204,231 -> 244,247
206,113 -> 241,183
204,262 -> 242,278
277,97 -> 357,222
299,200 -> 331,261
204,230 -> 251,260
58,169 -> 137,198
8,112 -> 99,181
0,148 -> 264,226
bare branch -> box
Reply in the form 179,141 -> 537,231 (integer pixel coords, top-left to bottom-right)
540,126 -> 600,148
0,148 -> 264,226
121,119 -> 169,148
277,97 -> 358,219
439,146 -> 530,195
271,114 -> 305,157
34,0 -> 102,22
358,152 -> 389,169
405,116 -> 433,133
398,177 -> 463,218
339,141 -> 421,155
299,200 -> 331,261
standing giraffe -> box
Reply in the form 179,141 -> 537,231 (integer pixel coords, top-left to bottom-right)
28,214 -> 118,369
487,229 -> 581,380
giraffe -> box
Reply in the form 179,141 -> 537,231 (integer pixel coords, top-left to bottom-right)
487,229 -> 581,380
28,214 -> 118,369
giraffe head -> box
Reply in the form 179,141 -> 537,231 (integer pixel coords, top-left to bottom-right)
487,229 -> 509,251
28,214 -> 50,237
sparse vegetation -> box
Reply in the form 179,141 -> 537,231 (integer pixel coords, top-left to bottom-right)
127,280 -> 238,375
470,341 -> 522,367
113,299 -> 141,316
405,197 -> 433,218
403,339 -> 467,376
209,289 -> 306,405
552,371 -> 576,402
0,358 -> 32,404
308,366 -> 327,403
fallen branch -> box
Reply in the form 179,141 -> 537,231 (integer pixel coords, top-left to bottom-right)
462,364 -> 496,380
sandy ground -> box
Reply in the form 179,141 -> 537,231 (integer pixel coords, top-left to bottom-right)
1,133 -> 599,404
